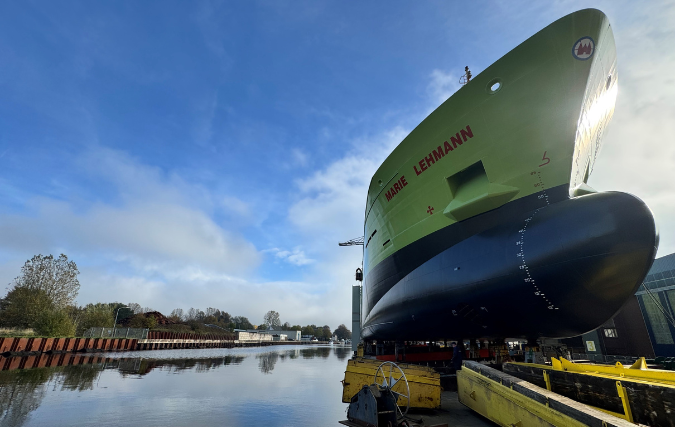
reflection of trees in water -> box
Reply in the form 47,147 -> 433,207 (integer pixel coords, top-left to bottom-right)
256,352 -> 279,374
0,355 -> 249,425
0,369 -> 51,427
334,347 -> 350,361
300,346 -> 331,359
259,346 -> 345,372
0,346 -> 350,423
60,364 -> 102,391
113,356 -> 247,376
0,364 -> 105,426
277,349 -> 300,362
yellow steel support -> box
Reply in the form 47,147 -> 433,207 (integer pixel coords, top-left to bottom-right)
506,356 -> 675,425
341,357 -> 441,409
458,362 -> 637,427
542,370 -> 551,392
615,381 -> 633,423
512,356 -> 675,386
460,367 -> 596,426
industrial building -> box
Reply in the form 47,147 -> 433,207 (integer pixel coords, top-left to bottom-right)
575,252 -> 675,359
635,252 -> 675,356
239,327 -> 301,341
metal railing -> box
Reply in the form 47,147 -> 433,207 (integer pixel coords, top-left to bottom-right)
83,327 -> 149,339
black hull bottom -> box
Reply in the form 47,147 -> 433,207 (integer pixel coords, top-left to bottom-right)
362,191 -> 658,341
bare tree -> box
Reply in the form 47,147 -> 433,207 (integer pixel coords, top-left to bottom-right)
12,254 -> 80,308
263,311 -> 281,329
127,303 -> 143,314
170,308 -> 184,321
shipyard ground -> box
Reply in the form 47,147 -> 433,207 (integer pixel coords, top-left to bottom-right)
407,391 -> 495,426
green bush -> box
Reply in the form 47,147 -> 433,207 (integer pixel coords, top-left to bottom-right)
34,309 -> 76,337
0,287 -> 53,329
77,303 -> 114,335
128,314 -> 157,329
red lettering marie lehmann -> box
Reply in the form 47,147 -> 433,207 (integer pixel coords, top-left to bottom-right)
385,176 -> 408,202
414,125 -> 474,176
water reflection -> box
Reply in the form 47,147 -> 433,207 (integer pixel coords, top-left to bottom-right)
256,351 -> 279,374
0,345 -> 351,427
132,355 -> 247,375
0,369 -> 50,427
0,364 -> 106,426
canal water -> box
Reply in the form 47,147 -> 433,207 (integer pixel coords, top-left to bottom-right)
0,345 -> 351,426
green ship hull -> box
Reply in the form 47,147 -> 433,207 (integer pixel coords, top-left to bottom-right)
361,9 -> 658,341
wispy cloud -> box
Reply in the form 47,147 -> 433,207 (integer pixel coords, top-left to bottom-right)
264,247 -> 314,266
427,69 -> 462,106
0,146 -> 261,282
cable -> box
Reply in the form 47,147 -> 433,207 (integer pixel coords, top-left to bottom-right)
642,283 -> 675,328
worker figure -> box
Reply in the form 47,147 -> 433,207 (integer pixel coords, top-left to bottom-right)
452,341 -> 465,371
464,66 -> 472,82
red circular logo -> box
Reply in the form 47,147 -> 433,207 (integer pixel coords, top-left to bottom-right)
572,36 -> 595,60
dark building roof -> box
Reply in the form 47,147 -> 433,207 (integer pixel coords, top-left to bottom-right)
637,253 -> 675,294
647,252 -> 675,275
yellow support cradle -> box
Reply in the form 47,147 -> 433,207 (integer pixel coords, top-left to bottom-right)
504,357 -> 675,425
458,361 -> 638,427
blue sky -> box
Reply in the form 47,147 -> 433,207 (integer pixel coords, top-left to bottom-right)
1,0 -> 674,328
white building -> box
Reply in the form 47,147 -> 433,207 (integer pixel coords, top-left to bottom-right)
241,327 -> 301,341
234,330 -> 273,342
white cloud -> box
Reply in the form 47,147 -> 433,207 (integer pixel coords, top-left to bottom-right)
291,148 -> 309,167
289,127 -> 407,246
265,247 -> 314,266
220,195 -> 251,218
427,69 -> 462,106
0,146 -> 261,295
276,127 -> 410,327
72,264 -> 329,326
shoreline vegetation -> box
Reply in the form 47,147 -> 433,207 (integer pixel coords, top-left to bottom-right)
1,254 -> 352,342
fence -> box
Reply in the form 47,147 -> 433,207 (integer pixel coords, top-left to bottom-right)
83,327 -> 149,339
